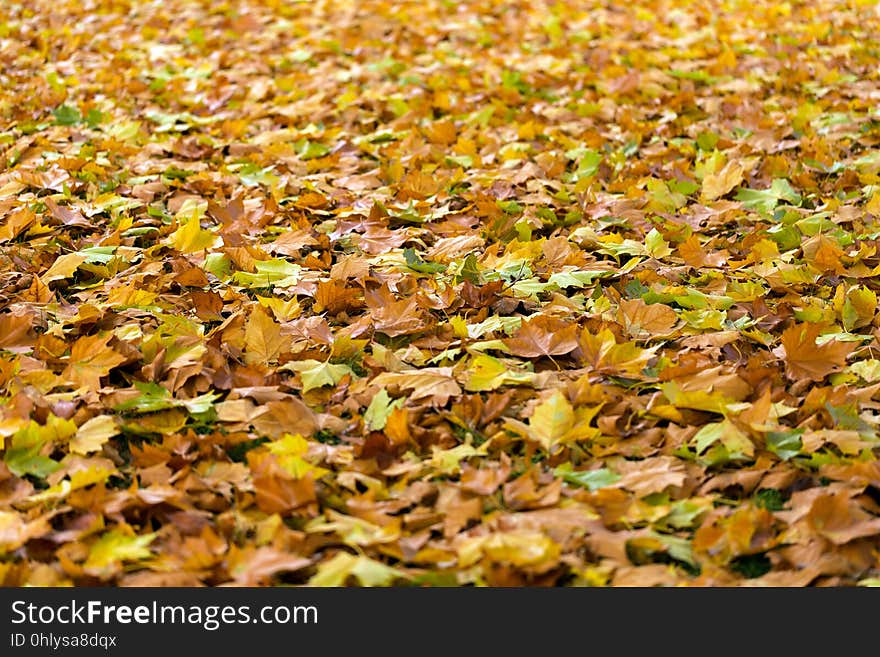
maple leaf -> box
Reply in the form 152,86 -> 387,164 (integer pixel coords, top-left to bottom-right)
701,160 -> 744,201
512,389 -> 602,452
282,359 -> 354,393
70,415 -> 119,454
502,316 -> 579,358
778,323 -> 855,382
617,298 -> 678,338
371,368 -> 462,405
367,286 -> 427,337
83,527 -> 156,578
61,333 -> 127,392
0,311 -> 35,350
244,306 -> 288,365
577,328 -> 657,377
309,552 -> 407,587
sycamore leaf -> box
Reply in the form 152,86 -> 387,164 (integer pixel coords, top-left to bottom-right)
371,368 -> 461,405
577,328 -> 658,377
169,215 -> 218,253
363,389 -> 405,431
244,306 -> 288,365
309,552 -> 407,587
464,353 -> 536,391
778,323 -> 855,382
282,359 -> 354,393
3,419 -> 68,478
554,464 -> 621,491
645,228 -> 673,259
233,259 -> 302,288
502,316 -> 579,358
265,433 -> 329,479
458,531 -> 561,569
70,415 -> 119,454
735,178 -> 802,214
83,528 -> 156,577
41,253 -> 87,283
61,333 -> 126,391
0,311 -> 35,350
701,160 -> 744,201
26,465 -> 116,504
524,390 -> 601,452
617,298 -> 678,338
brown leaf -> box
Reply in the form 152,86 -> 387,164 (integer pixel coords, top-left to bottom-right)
503,316 -> 579,358
248,452 -> 316,514
250,398 -> 318,439
806,492 -> 880,545
778,323 -> 855,382
61,333 -> 127,391
617,298 -> 678,338
0,310 -> 35,350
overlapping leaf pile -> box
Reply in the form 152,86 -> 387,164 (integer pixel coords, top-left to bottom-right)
2,0 -> 880,586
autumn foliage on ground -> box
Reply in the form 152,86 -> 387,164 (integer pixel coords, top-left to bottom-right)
2,0 -> 880,587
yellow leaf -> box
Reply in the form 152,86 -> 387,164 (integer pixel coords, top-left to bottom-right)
41,253 -> 87,283
83,527 -> 156,578
266,433 -> 329,479
701,161 -> 744,201
464,353 -> 535,391
244,306 -> 287,365
527,390 -> 600,452
308,552 -> 406,586
70,415 -> 118,454
169,214 -> 218,253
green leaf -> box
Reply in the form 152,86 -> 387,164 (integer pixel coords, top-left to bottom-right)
204,253 -> 232,279
696,131 -> 719,151
296,140 -> 330,160
547,269 -> 613,289
238,163 -> 279,187
52,104 -> 82,126
233,259 -> 301,288
766,429 -> 804,461
84,528 -> 156,576
455,253 -> 483,285
645,228 -> 673,259
363,389 -> 405,431
114,382 -> 219,415
403,247 -> 445,274
283,360 -> 355,393
554,464 -> 621,491
85,108 -> 105,128
3,419 -> 69,478
735,178 -> 802,215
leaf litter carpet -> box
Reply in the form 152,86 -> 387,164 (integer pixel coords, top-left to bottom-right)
2,0 -> 880,586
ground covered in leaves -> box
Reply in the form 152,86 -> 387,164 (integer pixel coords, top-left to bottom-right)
2,0 -> 880,586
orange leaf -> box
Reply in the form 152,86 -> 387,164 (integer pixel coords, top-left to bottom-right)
62,333 -> 126,391
502,316 -> 579,358
779,323 -> 854,382
617,298 -> 678,338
